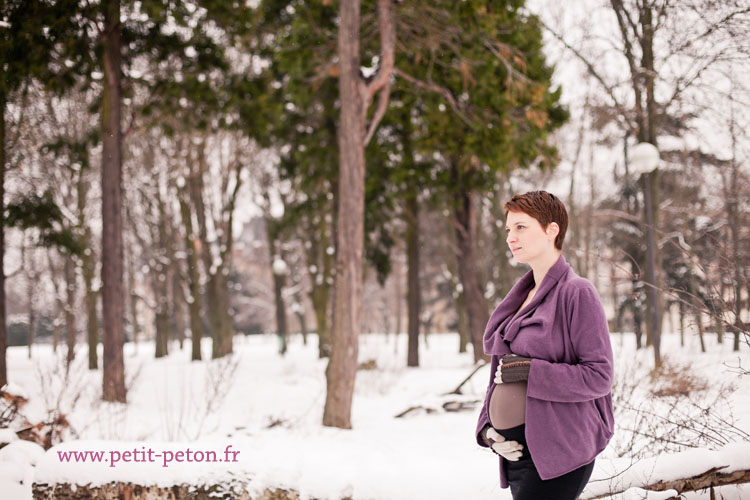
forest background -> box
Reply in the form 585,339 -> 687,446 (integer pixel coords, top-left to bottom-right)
1,0 -> 750,497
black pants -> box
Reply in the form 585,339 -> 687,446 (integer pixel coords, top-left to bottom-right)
497,424 -> 595,500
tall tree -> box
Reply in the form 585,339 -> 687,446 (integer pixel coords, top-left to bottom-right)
395,0 -> 567,362
540,0 -> 750,362
323,0 -> 395,429
0,0 -> 80,387
100,0 -> 126,402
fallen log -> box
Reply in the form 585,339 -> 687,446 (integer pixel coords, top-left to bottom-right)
32,482 -> 251,500
32,482 -> 355,500
648,466 -> 750,495
581,458 -> 750,500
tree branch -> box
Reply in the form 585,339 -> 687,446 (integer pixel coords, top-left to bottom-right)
537,17 -> 633,131
393,67 -> 475,127
362,0 -> 395,147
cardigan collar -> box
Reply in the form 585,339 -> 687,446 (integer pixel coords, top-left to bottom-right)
483,253 -> 571,355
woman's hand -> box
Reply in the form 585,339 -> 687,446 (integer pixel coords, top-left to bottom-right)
494,354 -> 532,384
481,426 -> 524,461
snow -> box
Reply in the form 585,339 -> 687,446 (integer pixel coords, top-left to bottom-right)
0,440 -> 45,467
0,428 -> 19,444
0,441 -> 45,500
2,382 -> 29,399
621,488 -> 679,500
272,258 -> 288,276
2,332 -> 749,500
585,442 -> 750,498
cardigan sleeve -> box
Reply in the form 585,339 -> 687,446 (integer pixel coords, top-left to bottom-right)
526,285 -> 614,403
475,355 -> 498,447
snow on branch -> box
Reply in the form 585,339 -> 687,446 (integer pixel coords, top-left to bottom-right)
584,442 -> 750,499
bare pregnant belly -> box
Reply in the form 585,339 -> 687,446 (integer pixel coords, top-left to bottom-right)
489,381 -> 527,430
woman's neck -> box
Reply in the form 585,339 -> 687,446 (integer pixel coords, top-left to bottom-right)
529,250 -> 562,290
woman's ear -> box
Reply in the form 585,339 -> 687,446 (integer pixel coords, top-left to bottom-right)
547,222 -> 560,238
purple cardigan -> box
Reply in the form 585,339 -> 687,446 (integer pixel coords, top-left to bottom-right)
475,254 -> 614,488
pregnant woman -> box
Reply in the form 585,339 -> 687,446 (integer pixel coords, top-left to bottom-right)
475,191 -> 614,500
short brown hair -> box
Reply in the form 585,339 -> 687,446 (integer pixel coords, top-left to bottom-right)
504,190 -> 568,250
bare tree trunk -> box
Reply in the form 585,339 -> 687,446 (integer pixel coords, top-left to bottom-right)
323,0 -> 394,429
695,309 -> 706,353
79,167 -> 99,369
165,205 -> 184,351
451,164 -> 489,363
190,141 -> 234,359
25,244 -> 39,359
311,285 -> 330,358
47,251 -> 63,354
126,245 -> 140,347
323,0 -> 366,429
728,95 -> 742,353
27,280 -> 36,360
172,268 -> 186,350
611,264 -> 620,333
456,290 -> 469,353
265,208 -> 289,355
633,273 -> 643,350
272,269 -> 288,355
293,294 -> 308,345
305,197 -> 333,358
679,299 -> 685,347
584,149 -> 596,278
717,281 -> 725,344
154,309 -> 169,358
101,0 -> 126,402
82,247 -> 99,369
206,270 -> 232,359
64,258 -> 76,367
154,199 -> 170,359
406,191 -> 420,367
394,254 -> 402,337
177,184 -> 202,361
611,0 -> 663,366
0,94 -> 7,387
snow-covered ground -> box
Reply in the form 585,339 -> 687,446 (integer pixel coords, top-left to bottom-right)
2,331 -> 749,500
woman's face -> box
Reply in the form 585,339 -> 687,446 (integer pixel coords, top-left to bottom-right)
505,211 -> 557,264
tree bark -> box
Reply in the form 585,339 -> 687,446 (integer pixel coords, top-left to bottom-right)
177,179 -> 203,361
172,267 -> 186,350
323,0 -> 394,428
302,205 -> 333,357
266,213 -> 288,355
24,244 -> 39,359
293,296 -> 308,345
406,191 -> 420,367
272,267 -> 288,355
728,106 -> 742,352
456,290 -> 469,354
164,198 -> 184,351
78,168 -> 99,370
190,141 -> 233,359
82,248 -> 99,369
311,285 -> 330,358
451,164 -> 489,363
588,467 -> 750,499
323,0 -> 366,429
679,299 -> 685,347
0,93 -> 7,388
126,244 -> 140,347
101,0 -> 126,402
154,192 -> 170,359
64,258 -> 77,367
27,281 -> 36,360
